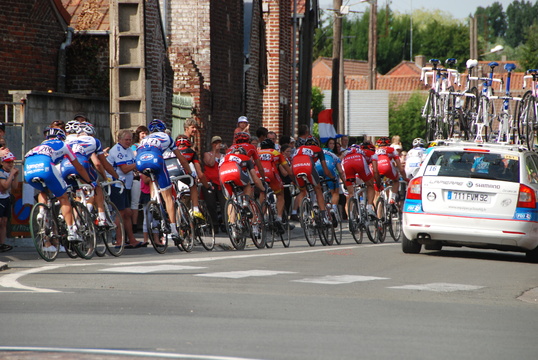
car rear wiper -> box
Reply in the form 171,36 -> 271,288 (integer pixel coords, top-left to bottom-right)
470,173 -> 496,179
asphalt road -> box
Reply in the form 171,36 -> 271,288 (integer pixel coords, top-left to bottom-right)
1,227 -> 538,360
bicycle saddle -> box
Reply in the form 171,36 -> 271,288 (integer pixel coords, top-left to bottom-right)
527,69 -> 538,74
488,62 -> 499,69
504,63 -> 516,72
466,59 -> 478,68
445,58 -> 457,67
429,59 -> 440,66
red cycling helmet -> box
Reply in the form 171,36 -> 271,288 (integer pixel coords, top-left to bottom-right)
234,131 -> 251,144
376,136 -> 391,146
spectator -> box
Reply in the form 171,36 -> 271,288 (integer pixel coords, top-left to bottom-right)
325,138 -> 337,154
267,131 -> 280,150
203,136 -> 226,233
256,126 -> 268,143
340,135 -> 349,149
250,136 -> 259,148
107,129 -> 145,248
234,116 -> 250,134
0,124 -> 9,158
0,152 -> 18,252
391,135 -> 403,154
295,124 -> 310,147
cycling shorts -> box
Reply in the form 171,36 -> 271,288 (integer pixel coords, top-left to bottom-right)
219,161 -> 252,199
24,154 -> 68,198
263,166 -> 284,194
292,155 -> 320,188
341,153 -> 373,186
60,154 -> 98,187
376,155 -> 399,181
136,148 -> 172,190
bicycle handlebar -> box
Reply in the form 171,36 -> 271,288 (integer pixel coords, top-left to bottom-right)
170,174 -> 195,188
100,180 -> 124,195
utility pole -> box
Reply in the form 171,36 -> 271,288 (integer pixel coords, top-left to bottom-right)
331,0 -> 343,132
367,0 -> 377,90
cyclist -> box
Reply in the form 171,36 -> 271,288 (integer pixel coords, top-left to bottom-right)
405,137 -> 427,179
227,131 -> 265,192
175,135 -> 210,219
372,136 -> 408,204
341,141 -> 378,218
219,146 -> 265,201
135,119 -> 192,240
291,135 -> 334,226
60,121 -> 121,226
258,138 -> 293,230
315,147 -> 345,226
23,128 -> 93,242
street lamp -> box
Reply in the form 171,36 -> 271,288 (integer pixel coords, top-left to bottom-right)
480,45 -> 504,57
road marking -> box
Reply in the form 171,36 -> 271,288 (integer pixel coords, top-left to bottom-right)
100,265 -> 206,273
292,275 -> 389,285
0,346 -> 261,360
388,282 -> 484,292
0,266 -> 63,293
197,270 -> 295,279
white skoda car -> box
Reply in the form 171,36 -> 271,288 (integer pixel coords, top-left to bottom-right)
402,141 -> 538,262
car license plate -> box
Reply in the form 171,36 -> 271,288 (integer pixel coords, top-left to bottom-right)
447,191 -> 490,203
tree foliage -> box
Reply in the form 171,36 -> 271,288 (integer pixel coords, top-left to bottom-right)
389,92 -> 427,149
521,23 -> 538,70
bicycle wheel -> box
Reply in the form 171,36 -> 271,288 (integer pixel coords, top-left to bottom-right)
517,91 -> 536,149
224,198 -> 246,250
176,201 -> 194,252
464,87 -> 479,141
145,200 -> 168,254
348,198 -> 363,244
248,198 -> 265,249
375,197 -> 387,243
195,201 -> 215,251
103,200 -> 125,257
300,198 -> 317,246
72,202 -> 96,260
89,207 -> 107,257
333,207 -> 343,245
261,202 -> 275,249
30,203 -> 59,262
280,207 -> 291,248
445,89 -> 456,139
423,90 -> 436,142
320,209 -> 336,246
388,203 -> 402,242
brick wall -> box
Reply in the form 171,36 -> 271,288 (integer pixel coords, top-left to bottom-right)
262,0 -> 292,137
244,0 -> 265,136
0,0 -> 66,105
66,34 -> 109,97
145,0 -> 173,122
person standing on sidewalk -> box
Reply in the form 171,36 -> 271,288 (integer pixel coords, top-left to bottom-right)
0,152 -> 18,252
202,136 -> 226,233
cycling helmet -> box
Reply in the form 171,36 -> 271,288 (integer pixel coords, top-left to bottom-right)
77,122 -> 95,135
304,136 -> 319,146
232,146 -> 247,155
376,136 -> 391,146
65,120 -> 80,134
412,137 -> 426,147
148,119 -> 166,133
45,127 -> 66,141
260,138 -> 275,149
234,131 -> 251,144
361,141 -> 375,152
175,137 -> 192,148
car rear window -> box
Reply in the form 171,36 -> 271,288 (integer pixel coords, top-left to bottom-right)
424,150 -> 520,182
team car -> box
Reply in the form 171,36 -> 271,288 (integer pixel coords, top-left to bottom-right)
402,140 -> 538,262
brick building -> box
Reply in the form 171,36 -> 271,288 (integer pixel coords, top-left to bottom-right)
0,0 -> 70,106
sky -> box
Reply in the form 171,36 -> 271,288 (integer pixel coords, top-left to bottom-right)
318,0 -> 518,20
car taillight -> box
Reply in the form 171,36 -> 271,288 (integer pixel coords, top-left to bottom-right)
517,184 -> 536,208
406,176 -> 422,200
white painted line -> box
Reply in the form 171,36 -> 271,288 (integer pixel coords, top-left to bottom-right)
292,275 -> 389,285
0,266 -> 63,293
0,346 -> 261,360
388,282 -> 484,292
100,265 -> 206,273
197,270 -> 295,279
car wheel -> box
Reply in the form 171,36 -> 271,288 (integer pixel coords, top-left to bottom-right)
525,246 -> 538,263
402,233 -> 422,254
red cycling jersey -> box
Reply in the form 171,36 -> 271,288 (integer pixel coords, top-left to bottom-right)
372,146 -> 399,180
341,147 -> 375,186
292,145 -> 325,187
258,148 -> 287,193
219,153 -> 255,198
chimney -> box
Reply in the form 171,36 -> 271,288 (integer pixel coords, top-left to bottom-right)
415,55 -> 426,68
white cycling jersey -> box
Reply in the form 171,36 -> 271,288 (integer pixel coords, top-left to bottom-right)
405,147 -> 427,178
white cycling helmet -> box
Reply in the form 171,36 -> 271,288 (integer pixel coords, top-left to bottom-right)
412,138 -> 426,147
65,120 -> 80,134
